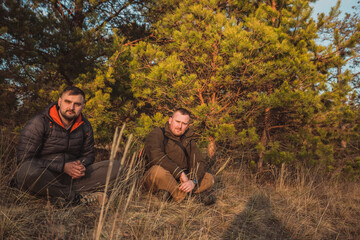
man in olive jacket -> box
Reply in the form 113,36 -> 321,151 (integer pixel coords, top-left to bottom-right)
16,86 -> 119,205
143,108 -> 215,203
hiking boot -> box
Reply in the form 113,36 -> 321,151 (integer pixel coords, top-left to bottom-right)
79,192 -> 108,206
195,191 -> 216,206
156,190 -> 172,202
202,193 -> 216,206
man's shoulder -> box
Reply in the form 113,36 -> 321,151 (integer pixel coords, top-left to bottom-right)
147,126 -> 164,137
80,116 -> 93,133
26,111 -> 48,126
22,103 -> 56,131
20,112 -> 49,138
183,127 -> 196,139
81,115 -> 92,126
27,103 -> 55,123
145,127 -> 165,143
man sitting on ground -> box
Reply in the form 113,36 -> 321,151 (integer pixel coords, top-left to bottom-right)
16,86 -> 120,206
142,108 -> 216,205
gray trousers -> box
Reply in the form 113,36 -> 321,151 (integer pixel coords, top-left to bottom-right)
15,160 -> 120,201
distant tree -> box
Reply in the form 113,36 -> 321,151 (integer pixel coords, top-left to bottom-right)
312,0 -> 360,176
315,0 -> 360,89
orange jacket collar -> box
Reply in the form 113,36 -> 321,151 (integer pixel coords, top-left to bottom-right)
49,105 -> 83,132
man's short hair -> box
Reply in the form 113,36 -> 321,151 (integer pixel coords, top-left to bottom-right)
61,86 -> 85,100
173,108 -> 191,117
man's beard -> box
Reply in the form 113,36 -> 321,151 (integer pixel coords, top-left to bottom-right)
171,127 -> 184,136
59,109 -> 77,121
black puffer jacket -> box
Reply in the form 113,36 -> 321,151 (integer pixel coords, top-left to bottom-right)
17,102 -> 94,173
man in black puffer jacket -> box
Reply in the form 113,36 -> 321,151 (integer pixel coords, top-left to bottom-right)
16,86 -> 120,205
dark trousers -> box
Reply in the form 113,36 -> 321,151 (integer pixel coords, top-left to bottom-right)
15,160 -> 120,201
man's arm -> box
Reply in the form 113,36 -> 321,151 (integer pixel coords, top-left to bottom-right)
145,127 -> 184,179
179,142 -> 206,192
17,115 -> 45,165
64,120 -> 94,179
189,141 -> 206,183
18,115 -> 67,173
77,120 -> 95,168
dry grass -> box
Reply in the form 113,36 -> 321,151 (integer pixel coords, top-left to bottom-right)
1,130 -> 360,240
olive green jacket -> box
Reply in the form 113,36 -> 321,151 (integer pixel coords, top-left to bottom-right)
144,122 -> 206,183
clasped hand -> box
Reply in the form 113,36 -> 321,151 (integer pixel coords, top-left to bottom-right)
64,160 -> 86,179
179,172 -> 195,193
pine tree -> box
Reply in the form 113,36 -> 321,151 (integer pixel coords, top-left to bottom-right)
129,0 -> 328,170
312,0 -> 360,176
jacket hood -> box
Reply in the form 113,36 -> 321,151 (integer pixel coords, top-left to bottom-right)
44,102 -> 84,132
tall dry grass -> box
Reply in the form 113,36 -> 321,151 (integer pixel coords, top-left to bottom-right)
1,128 -> 360,239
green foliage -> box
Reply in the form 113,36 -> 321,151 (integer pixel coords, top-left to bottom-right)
1,0 -> 360,177
263,142 -> 296,166
134,113 -> 168,139
128,0 -> 360,177
77,34 -> 135,144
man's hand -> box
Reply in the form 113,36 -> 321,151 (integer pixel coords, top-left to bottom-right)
179,172 -> 188,183
179,172 -> 195,193
64,160 -> 86,179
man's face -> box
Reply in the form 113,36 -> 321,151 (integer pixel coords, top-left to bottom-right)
58,91 -> 85,122
168,111 -> 190,136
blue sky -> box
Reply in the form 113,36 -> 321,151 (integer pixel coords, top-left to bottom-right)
311,0 -> 358,16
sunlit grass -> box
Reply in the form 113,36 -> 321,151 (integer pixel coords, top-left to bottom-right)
1,128 -> 360,239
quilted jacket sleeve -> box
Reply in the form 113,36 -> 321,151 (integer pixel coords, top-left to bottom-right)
17,115 -> 65,172
77,120 -> 95,167
17,115 -> 46,165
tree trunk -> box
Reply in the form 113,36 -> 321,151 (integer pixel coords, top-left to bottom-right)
340,124 -> 348,149
207,136 -> 216,160
258,107 -> 271,172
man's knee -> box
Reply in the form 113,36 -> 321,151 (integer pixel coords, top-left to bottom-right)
15,161 -> 44,187
142,165 -> 175,191
107,160 -> 120,180
204,172 -> 215,186
87,160 -> 120,180
196,172 -> 215,193
145,165 -> 172,183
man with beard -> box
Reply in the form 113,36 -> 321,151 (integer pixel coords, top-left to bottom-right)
16,86 -> 119,206
142,108 -> 216,205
